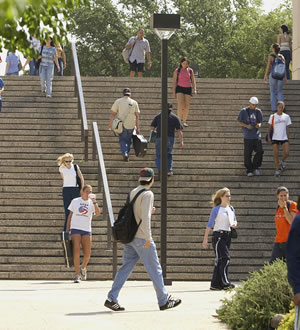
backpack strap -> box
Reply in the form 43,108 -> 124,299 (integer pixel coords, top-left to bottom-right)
127,188 -> 147,205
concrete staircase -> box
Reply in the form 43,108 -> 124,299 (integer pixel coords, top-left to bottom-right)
0,75 -> 299,281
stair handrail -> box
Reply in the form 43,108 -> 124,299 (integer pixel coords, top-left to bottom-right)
92,121 -> 117,277
71,41 -> 88,161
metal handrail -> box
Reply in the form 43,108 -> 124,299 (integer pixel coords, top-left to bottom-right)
71,41 -> 88,161
92,121 -> 117,278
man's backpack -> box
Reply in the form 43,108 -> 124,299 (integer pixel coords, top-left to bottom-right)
112,188 -> 146,244
271,55 -> 285,80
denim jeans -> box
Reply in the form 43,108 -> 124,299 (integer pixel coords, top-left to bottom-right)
108,237 -> 169,306
119,128 -> 134,156
280,50 -> 291,80
62,186 -> 81,230
55,58 -> 64,76
270,242 -> 286,264
269,73 -> 284,111
155,137 -> 175,172
40,65 -> 54,96
29,59 -> 38,76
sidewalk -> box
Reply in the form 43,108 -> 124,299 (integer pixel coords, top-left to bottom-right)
0,280 -> 231,330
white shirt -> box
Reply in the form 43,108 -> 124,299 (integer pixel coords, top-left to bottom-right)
268,113 -> 291,141
59,164 -> 78,187
213,206 -> 237,232
68,197 -> 95,232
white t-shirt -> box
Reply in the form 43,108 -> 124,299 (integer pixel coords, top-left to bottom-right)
68,197 -> 95,232
59,164 -> 78,187
213,206 -> 236,232
268,113 -> 291,141
111,96 -> 140,129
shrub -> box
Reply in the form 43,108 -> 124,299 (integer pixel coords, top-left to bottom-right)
278,303 -> 295,330
217,259 -> 293,329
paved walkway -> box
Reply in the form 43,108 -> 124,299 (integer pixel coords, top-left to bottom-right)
0,280 -> 231,330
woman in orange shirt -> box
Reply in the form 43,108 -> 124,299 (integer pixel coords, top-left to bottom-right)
270,186 -> 297,263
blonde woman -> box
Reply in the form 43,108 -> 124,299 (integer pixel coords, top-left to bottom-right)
172,57 -> 197,127
66,185 -> 101,283
57,153 -> 84,230
202,188 -> 237,290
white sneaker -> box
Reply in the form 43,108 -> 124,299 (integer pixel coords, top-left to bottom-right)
274,171 -> 280,177
74,274 -> 81,283
280,163 -> 287,171
247,172 -> 254,177
80,267 -> 87,281
254,169 -> 261,176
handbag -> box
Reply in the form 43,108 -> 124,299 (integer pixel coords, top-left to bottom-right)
148,130 -> 157,143
122,38 -> 136,64
112,118 -> 123,135
231,228 -> 238,239
73,164 -> 81,190
265,114 -> 275,142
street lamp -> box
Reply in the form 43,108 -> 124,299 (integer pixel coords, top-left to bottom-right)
150,14 -> 180,285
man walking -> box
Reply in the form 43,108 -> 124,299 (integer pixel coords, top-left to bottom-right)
151,103 -> 184,176
108,88 -> 140,162
286,196 -> 300,328
125,28 -> 151,77
104,168 -> 181,311
237,97 -> 264,177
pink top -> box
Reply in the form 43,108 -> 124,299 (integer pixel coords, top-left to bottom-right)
176,68 -> 192,88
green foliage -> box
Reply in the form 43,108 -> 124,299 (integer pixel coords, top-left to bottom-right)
278,303 -> 296,330
67,0 -> 292,78
217,260 -> 293,330
0,0 -> 89,57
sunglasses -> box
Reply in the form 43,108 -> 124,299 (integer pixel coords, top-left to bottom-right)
65,161 -> 72,163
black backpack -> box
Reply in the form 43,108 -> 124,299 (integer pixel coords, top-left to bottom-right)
112,188 -> 146,244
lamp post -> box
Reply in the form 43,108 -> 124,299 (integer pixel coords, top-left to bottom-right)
150,14 -> 180,285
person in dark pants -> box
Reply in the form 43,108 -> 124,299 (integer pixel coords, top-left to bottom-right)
286,195 -> 300,327
150,103 -> 184,176
237,97 -> 264,177
202,187 -> 237,290
270,186 -> 297,263
57,153 -> 84,230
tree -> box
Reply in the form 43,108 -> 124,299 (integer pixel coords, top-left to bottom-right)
67,0 -> 292,78
0,0 -> 89,57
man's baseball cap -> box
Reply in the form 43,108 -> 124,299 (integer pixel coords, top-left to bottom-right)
139,167 -> 155,182
249,96 -> 259,105
123,88 -> 131,96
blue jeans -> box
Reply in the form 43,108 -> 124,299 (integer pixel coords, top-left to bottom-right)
29,59 -> 39,76
269,73 -> 284,111
108,238 -> 168,306
119,128 -> 134,156
155,137 -> 175,172
40,65 -> 54,96
62,186 -> 81,231
55,58 -> 64,76
280,50 -> 291,80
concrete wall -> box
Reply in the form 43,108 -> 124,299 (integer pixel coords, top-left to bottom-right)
293,0 -> 300,79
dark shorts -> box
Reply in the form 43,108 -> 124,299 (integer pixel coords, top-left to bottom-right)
272,140 -> 288,145
70,229 -> 92,236
175,85 -> 192,96
129,60 -> 145,73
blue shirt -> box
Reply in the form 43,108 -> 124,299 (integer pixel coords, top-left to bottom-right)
286,213 -> 300,295
0,78 -> 4,100
6,53 -> 19,74
237,107 -> 263,139
40,46 -> 57,67
151,111 -> 183,138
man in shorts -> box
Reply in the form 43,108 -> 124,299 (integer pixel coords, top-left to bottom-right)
125,29 -> 151,77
